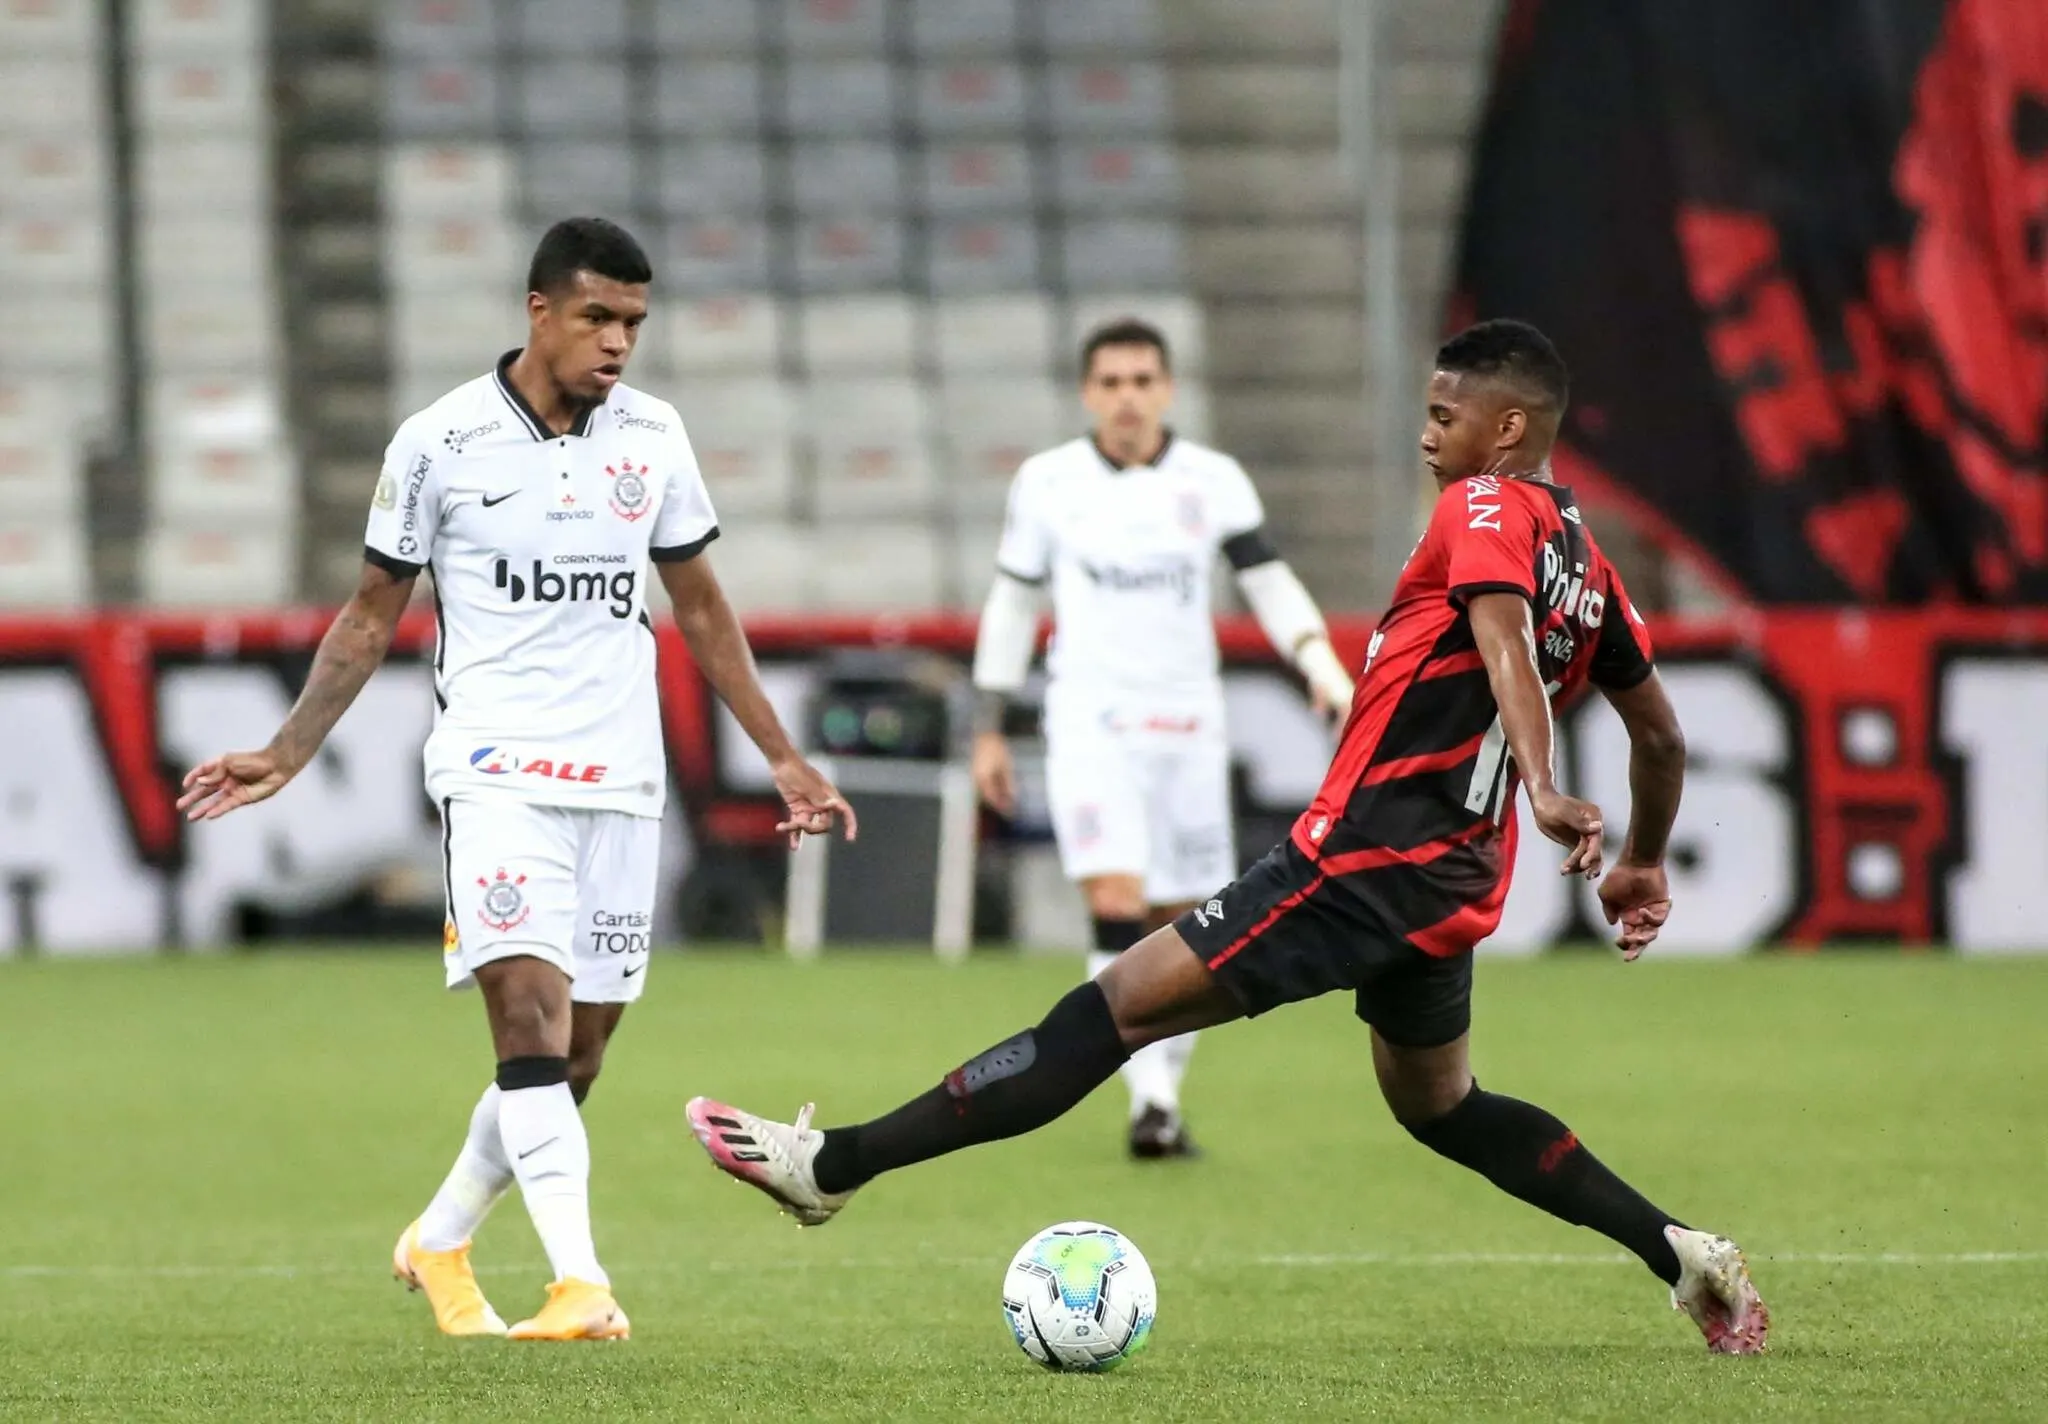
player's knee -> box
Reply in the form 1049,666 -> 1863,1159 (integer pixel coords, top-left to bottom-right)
1385,1070 -> 1474,1132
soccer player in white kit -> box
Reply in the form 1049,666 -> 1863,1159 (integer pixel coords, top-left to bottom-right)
969,318 -> 1354,1157
177,219 -> 855,1340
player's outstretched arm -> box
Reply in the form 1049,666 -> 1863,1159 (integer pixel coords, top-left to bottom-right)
967,570 -> 1043,815
1594,672 -> 1685,960
1230,545 -> 1353,719
178,561 -> 415,821
658,555 -> 856,847
1467,592 -> 1605,877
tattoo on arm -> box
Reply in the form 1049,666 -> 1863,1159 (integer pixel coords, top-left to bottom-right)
269,597 -> 400,774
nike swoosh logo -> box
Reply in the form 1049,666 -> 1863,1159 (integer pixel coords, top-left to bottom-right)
622,962 -> 644,979
481,491 -> 518,507
516,1136 -> 559,1161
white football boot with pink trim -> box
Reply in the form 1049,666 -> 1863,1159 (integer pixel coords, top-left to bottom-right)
686,1097 -> 855,1228
1666,1225 -> 1770,1354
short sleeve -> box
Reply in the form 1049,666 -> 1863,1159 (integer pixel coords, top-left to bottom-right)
649,419 -> 721,563
363,424 -> 440,576
1438,478 -> 1541,606
1211,457 -> 1266,540
1589,567 -> 1656,690
993,462 -> 1053,583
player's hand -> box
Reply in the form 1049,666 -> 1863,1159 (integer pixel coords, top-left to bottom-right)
971,731 -> 1018,817
770,755 -> 857,849
178,749 -> 293,821
1598,861 -> 1671,961
1308,674 -> 1353,725
1528,787 -> 1604,879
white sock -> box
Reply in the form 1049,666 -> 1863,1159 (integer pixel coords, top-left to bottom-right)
1085,951 -> 1178,1120
498,1082 -> 607,1287
1162,1028 -> 1199,1098
418,1084 -> 515,1251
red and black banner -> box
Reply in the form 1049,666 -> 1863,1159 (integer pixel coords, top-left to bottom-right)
1453,0 -> 2048,603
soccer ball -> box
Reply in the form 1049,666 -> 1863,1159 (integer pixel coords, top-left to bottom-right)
1000,1221 -> 1157,1371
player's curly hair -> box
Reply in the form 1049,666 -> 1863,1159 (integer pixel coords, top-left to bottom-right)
1436,319 -> 1569,416
527,217 -> 653,296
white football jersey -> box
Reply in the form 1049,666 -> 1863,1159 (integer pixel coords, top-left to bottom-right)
995,434 -> 1266,710
364,352 -> 718,818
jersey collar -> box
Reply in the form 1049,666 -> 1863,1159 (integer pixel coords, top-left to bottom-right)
1091,429 -> 1176,473
493,349 -> 605,441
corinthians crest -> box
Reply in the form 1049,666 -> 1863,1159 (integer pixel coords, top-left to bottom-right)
476,868 -> 530,931
606,458 -> 651,521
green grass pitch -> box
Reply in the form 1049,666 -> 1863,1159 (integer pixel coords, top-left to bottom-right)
1,948 -> 2044,1421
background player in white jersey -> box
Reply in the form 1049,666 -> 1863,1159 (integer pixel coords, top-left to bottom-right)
969,318 -> 1354,1158
176,219 -> 854,1341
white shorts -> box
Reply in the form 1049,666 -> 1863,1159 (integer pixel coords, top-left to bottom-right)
440,796 -> 660,1004
1041,701 -> 1237,907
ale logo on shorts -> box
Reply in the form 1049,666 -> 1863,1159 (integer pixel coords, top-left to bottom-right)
477,868 -> 530,932
606,458 -> 651,522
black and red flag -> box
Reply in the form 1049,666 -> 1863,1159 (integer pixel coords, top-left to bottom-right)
1451,0 -> 2048,603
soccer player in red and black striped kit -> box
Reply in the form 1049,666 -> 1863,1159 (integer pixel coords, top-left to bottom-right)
687,320 -> 1769,1354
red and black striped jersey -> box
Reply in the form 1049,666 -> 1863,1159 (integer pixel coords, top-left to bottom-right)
1290,475 -> 1655,956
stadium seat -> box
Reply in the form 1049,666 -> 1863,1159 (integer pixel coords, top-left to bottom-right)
1064,292 -> 1207,375
0,522 -> 90,609
933,295 -> 1058,376
1052,142 -> 1182,215
949,519 -> 1007,607
805,379 -> 937,517
0,136 -> 106,215
136,137 -> 268,218
389,291 -> 522,367
918,142 -> 1034,216
704,518 -> 817,612
148,378 -> 286,455
936,378 -> 1071,509
792,214 -> 905,292
649,0 -> 762,55
798,295 -> 918,375
907,0 -> 1019,56
378,0 -> 496,56
668,378 -> 797,519
134,55 -> 264,133
927,218 -> 1041,292
780,0 -> 888,55
385,144 -> 514,219
0,440 -> 83,520
140,523 -> 295,608
1045,62 -> 1172,137
1,291 -> 115,394
383,58 -> 499,138
1168,380 -> 1214,443
0,59 -> 102,135
1058,219 -> 1185,291
1041,0 -> 1161,55
812,522 -> 945,611
519,140 -> 637,221
508,0 -> 626,53
136,218 -> 268,291
661,217 -> 773,292
653,140 -> 770,219
913,61 -> 1029,138
514,59 -> 632,138
0,215 -> 106,287
784,60 -> 896,137
141,286 -> 278,373
788,141 -> 904,215
383,217 -> 521,292
130,0 -> 262,56
0,0 -> 99,52
649,59 -> 764,136
661,294 -> 782,376
152,443 -> 298,521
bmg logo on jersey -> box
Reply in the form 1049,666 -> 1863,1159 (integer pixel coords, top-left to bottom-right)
494,555 -> 637,618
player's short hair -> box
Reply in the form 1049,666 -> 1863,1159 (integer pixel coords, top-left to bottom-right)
1435,319 -> 1569,416
1080,317 -> 1172,379
526,217 -> 653,297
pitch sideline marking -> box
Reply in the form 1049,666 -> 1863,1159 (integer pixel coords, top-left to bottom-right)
5,1250 -> 2046,1280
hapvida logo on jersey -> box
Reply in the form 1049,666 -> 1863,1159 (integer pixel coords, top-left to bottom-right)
468,747 -> 610,784
1075,556 -> 1200,605
605,459 -> 651,521
493,557 -> 637,618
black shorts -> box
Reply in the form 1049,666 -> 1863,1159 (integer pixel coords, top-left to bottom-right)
1173,840 -> 1473,1048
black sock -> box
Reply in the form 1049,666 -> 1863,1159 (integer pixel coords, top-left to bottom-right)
812,981 -> 1129,1194
1407,1084 -> 1685,1285
1091,916 -> 1144,953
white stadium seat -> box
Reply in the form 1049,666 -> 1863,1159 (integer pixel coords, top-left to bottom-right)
0,136 -> 107,215
378,0 -> 496,56
0,214 -> 107,286
148,378 -> 285,454
134,55 -> 263,133
670,378 -> 798,520
0,59 -> 104,135
0,0 -> 100,52
0,440 -> 84,519
918,142 -> 1034,217
141,286 -> 278,373
383,216 -> 521,293
385,144 -> 515,219
1044,62 -> 1172,137
937,378 -> 1071,511
785,60 -> 897,137
137,217 -> 269,290
798,295 -> 918,376
913,61 -> 1029,138
782,0 -> 888,56
908,0 -> 1019,57
130,0 -> 263,58
933,295 -> 1059,376
141,522 -> 295,609
926,217 -> 1041,292
650,59 -> 764,136
813,522 -> 944,611
0,521 -> 90,609
661,294 -> 782,377
792,214 -> 906,292
660,217 -> 773,293
152,443 -> 298,521
805,379 -> 937,517
136,137 -> 269,217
